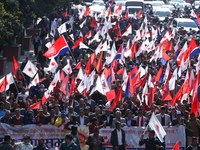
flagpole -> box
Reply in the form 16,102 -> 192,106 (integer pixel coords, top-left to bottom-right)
12,75 -> 19,94
143,124 -> 149,135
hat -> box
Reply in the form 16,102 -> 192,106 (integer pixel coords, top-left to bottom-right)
61,110 -> 66,114
176,111 -> 181,115
171,106 -> 175,109
123,103 -> 128,106
160,106 -> 165,109
38,109 -> 43,112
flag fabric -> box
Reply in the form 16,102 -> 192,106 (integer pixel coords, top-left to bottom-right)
137,10 -> 142,18
71,36 -> 84,49
189,38 -> 200,59
63,63 -> 72,75
58,23 -> 67,34
90,17 -> 98,29
63,11 -> 68,17
154,67 -> 163,82
80,42 -> 89,49
27,73 -> 39,88
0,75 -> 6,93
69,75 -> 76,96
43,35 -> 70,58
110,87 -> 122,111
85,30 -> 92,38
30,102 -> 41,110
48,71 -> 60,92
124,8 -> 129,19
106,89 -> 116,101
42,90 -> 50,104
173,142 -> 180,150
60,75 -> 69,95
13,56 -> 20,76
47,57 -> 58,73
22,60 -> 38,78
148,112 -> 166,143
96,52 -> 103,73
60,70 -> 65,81
73,62 -> 82,69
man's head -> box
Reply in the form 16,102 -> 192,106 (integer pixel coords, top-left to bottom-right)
116,111 -> 121,119
160,106 -> 165,115
93,127 -> 99,137
68,106 -> 74,114
65,133 -> 73,144
191,137 -> 198,147
190,113 -> 195,120
15,108 -> 20,117
21,87 -> 26,94
138,109 -> 143,117
38,109 -> 44,116
79,108 -> 84,117
38,138 -> 44,148
116,121 -> 121,130
95,107 -> 100,116
4,110 -> 10,118
149,130 -> 155,139
23,134 -> 30,143
50,109 -> 55,116
4,135 -> 11,142
127,110 -> 132,119
170,106 -> 176,114
176,111 -> 181,119
105,108 -> 111,116
92,117 -> 98,125
28,112 -> 34,120
61,110 -> 66,119
79,98 -> 84,106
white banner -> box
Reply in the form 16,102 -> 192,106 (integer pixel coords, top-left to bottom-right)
0,124 -> 185,150
100,126 -> 186,150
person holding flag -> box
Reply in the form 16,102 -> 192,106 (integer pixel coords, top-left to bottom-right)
186,137 -> 200,150
139,130 -> 164,150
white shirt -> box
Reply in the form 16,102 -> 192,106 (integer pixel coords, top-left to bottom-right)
15,142 -> 33,150
139,116 -> 142,127
80,116 -> 84,125
107,115 -> 110,123
87,99 -> 91,104
117,129 -> 122,146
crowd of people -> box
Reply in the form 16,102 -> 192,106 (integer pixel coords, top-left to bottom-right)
1,0 -> 200,149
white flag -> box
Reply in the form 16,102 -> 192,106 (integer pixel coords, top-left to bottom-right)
76,67 -> 84,80
77,74 -> 88,93
48,71 -> 60,92
105,42 -> 117,65
90,76 -> 104,96
27,73 -> 39,88
80,42 -> 89,49
22,60 -> 38,78
80,18 -> 87,28
0,73 -> 15,91
47,57 -> 58,73
101,73 -> 110,94
149,112 -> 166,143
63,63 -> 72,75
58,23 -> 67,34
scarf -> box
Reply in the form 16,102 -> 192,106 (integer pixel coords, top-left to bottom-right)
137,116 -> 143,127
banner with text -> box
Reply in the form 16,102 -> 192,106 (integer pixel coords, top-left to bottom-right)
100,125 -> 186,150
0,124 -> 185,150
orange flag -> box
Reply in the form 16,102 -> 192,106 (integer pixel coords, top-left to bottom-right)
96,52 -> 103,73
110,87 -> 122,111
13,56 -> 20,76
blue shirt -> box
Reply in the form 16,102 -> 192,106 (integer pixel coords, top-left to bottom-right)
0,110 -> 6,118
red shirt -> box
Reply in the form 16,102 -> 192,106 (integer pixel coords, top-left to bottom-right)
89,123 -> 103,134
15,117 -> 21,125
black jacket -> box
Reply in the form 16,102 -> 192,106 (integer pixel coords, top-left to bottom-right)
100,114 -> 114,126
33,145 -> 48,150
44,116 -> 57,124
110,128 -> 126,150
139,138 -> 162,150
59,142 -> 77,150
125,118 -> 136,126
0,141 -> 13,150
186,144 -> 200,150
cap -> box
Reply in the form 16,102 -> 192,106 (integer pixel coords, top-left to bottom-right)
160,106 -> 165,109
176,111 -> 181,115
171,106 -> 175,109
123,103 -> 128,106
61,110 -> 66,114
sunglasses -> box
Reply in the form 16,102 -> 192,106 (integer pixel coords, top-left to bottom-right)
23,138 -> 28,140
80,112 -> 84,113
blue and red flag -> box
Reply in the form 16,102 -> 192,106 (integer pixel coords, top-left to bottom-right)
112,43 -> 123,61
108,0 -> 114,6
43,35 -> 70,58
154,67 -> 163,82
189,38 -> 200,59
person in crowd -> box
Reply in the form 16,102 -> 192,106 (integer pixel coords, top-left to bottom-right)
100,107 -> 114,127
55,110 -> 68,126
89,107 -> 102,125
126,110 -> 136,127
0,102 -> 6,118
89,117 -> 105,134
71,126 -> 81,150
0,135 -> 14,150
14,134 -> 33,150
59,133 -> 78,150
10,108 -> 24,126
0,110 -> 11,124
33,138 -> 48,150
186,137 -> 200,150
156,106 -> 171,126
172,110 -> 186,127
77,108 -> 89,126
33,33 -> 40,56
139,130 -> 163,150
111,121 -> 126,150
45,109 -> 57,125
24,112 -> 34,125
86,127 -> 105,150
134,109 -> 146,127
35,109 -> 46,125
112,111 -> 126,128
186,113 -> 200,144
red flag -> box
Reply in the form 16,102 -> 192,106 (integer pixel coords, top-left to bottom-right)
162,80 -> 172,101
115,29 -> 122,41
110,87 -> 122,111
137,10 -> 142,18
60,70 -> 65,81
30,102 -> 41,110
73,62 -> 82,69
124,8 -> 129,19
129,65 -> 138,78
129,73 -> 140,95
134,75 -> 148,89
13,56 -> 20,76
72,36 -> 84,49
63,11 -> 68,17
83,7 -> 90,16
173,142 -> 180,150
144,98 -> 151,111
130,42 -> 136,59
54,81 -> 60,96
85,30 -> 92,38
154,67 -> 163,81
107,7 -> 111,17
148,87 -> 154,105
69,75 -> 76,96
114,3 -> 122,14
113,19 -> 119,30
106,89 -> 116,101
96,52 -> 103,73
85,57 -> 91,75
90,17 -> 98,29
163,52 -> 171,61
60,75 -> 69,95
0,75 -> 7,92
117,68 -> 124,75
